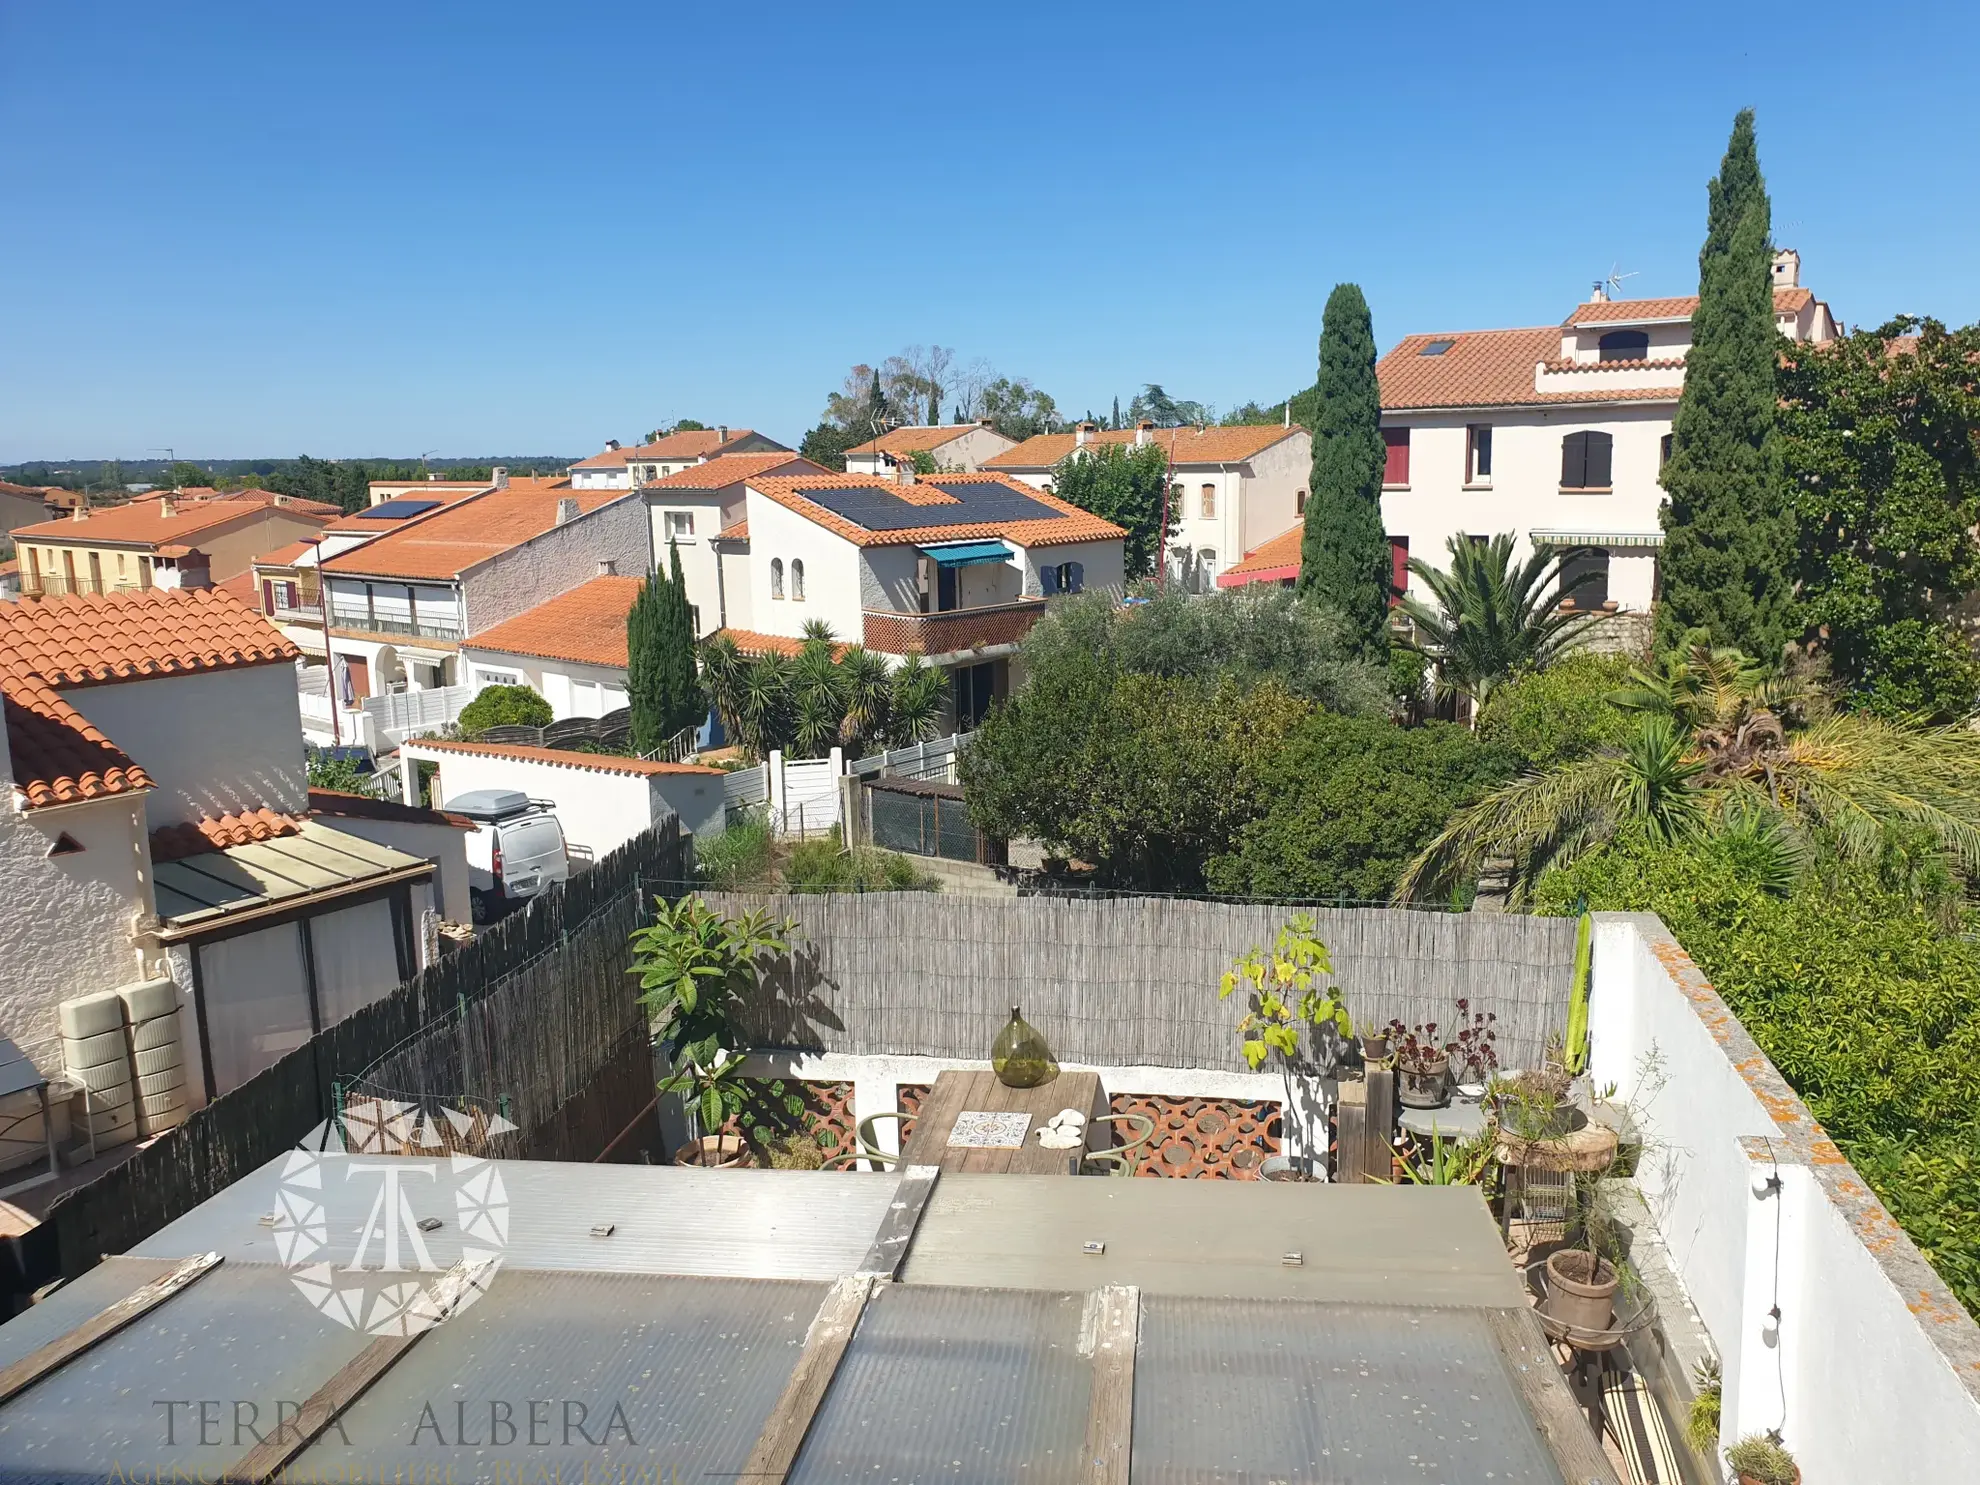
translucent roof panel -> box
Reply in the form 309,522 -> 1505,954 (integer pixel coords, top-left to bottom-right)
1130,1297 -> 1567,1485
296,1271 -> 824,1478
790,1283 -> 1095,1485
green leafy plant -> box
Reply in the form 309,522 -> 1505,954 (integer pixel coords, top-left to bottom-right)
1564,912 -> 1592,1074
693,810 -> 773,890
782,830 -> 938,893
1685,1357 -> 1723,1454
457,683 -> 552,735
1386,1129 -> 1493,1186
1219,913 -> 1349,1177
305,751 -> 376,795
1725,1433 -> 1798,1485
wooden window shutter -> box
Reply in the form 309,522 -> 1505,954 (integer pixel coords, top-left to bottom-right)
1586,432 -> 1613,489
1382,428 -> 1411,485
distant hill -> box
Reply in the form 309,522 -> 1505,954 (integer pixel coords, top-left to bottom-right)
1,455 -> 583,512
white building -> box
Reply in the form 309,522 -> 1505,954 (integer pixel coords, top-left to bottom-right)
715,470 -> 1126,730
566,427 -> 789,491
1377,251 -> 1837,620
459,575 -> 640,719
987,421 -> 1311,592
844,422 -> 1018,477
0,587 -> 446,1146
640,452 -> 826,638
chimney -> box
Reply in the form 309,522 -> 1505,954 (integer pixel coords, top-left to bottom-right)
154,546 -> 210,590
1075,421 -> 1097,448
1772,248 -> 1801,289
427,472 -> 442,482
976,418 -> 993,428
717,425 -> 729,444
71,503 -> 89,522
894,460 -> 915,486
555,497 -> 581,525
491,466 -> 509,489
597,558 -> 617,577
605,440 -> 622,451
1589,280 -> 1608,303
157,494 -> 175,518
1134,419 -> 1155,447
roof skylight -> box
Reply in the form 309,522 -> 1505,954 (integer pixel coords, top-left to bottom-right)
1420,339 -> 1456,356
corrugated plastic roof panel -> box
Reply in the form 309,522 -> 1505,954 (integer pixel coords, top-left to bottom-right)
790,1283 -> 1095,1485
132,1155 -> 901,1279
153,820 -> 429,927
1129,1296 -> 1567,1484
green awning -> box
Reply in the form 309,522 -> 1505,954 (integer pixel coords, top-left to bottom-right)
919,540 -> 1012,568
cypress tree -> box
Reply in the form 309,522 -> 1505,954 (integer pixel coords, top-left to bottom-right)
657,541 -> 702,739
1111,395 -> 1122,430
626,565 -> 668,752
1656,109 -> 1796,659
1298,283 -> 1392,660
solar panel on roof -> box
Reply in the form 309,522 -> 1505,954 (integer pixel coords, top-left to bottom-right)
361,498 -> 442,519
805,479 -> 1061,533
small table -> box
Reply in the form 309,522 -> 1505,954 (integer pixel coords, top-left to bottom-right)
1397,1097 -> 1491,1143
898,1068 -> 1105,1174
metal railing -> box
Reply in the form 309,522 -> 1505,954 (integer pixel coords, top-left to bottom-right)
328,612 -> 465,643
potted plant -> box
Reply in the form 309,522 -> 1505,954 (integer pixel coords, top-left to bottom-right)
629,893 -> 799,1167
1684,1357 -> 1722,1458
1725,1433 -> 1799,1485
1446,999 -> 1499,1093
1356,1019 -> 1391,1063
664,1052 -> 811,1167
1389,1020 -> 1451,1109
1385,1128 -> 1493,1186
1489,1066 -> 1576,1139
1219,913 -> 1351,1180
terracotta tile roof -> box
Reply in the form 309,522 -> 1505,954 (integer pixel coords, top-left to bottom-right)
986,424 -> 1302,471
149,807 -> 304,862
462,575 -> 642,668
308,788 -> 473,830
1562,287 -> 1812,327
365,479 -> 490,489
0,480 -> 65,498
185,488 -> 345,518
570,429 -> 774,469
1216,525 -> 1305,588
716,518 -> 748,541
748,471 -> 1125,549
709,627 -> 847,659
1378,328 -> 1685,411
407,737 -> 723,777
12,495 -> 330,548
321,485 -> 486,534
215,571 -> 260,609
846,425 -> 982,456
321,479 -> 625,581
0,586 -> 300,688
255,539 -> 318,567
641,453 -> 826,490
1541,357 -> 1688,373
1,681 -> 151,808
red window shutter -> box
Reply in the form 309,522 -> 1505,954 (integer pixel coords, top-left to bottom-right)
261,580 -> 275,613
1382,427 -> 1410,486
1388,536 -> 1409,604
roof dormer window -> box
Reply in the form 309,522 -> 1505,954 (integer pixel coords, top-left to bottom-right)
1598,330 -> 1650,363
1420,339 -> 1456,356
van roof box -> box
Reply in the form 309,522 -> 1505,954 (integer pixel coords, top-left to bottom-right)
444,788 -> 535,822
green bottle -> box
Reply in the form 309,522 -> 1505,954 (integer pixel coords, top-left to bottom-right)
992,1005 -> 1057,1088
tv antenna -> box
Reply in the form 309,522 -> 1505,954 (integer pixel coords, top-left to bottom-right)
418,449 -> 437,474
1603,265 -> 1638,299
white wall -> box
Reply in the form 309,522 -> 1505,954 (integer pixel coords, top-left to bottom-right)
459,650 -> 628,721
459,495 -> 648,635
1381,403 -> 1672,612
1018,538 -> 1126,598
717,546 -> 753,632
646,490 -> 736,638
58,664 -> 308,833
1590,912 -> 1980,1482
742,491 -> 865,642
0,795 -> 151,1073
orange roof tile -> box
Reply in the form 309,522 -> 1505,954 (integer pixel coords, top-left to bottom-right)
12,495 -> 330,549
709,628 -> 847,659
463,575 -> 642,668
641,453 -> 826,490
986,424 -> 1302,471
716,518 -> 749,541
321,479 -> 624,581
149,807 -> 304,862
215,571 -> 260,609
0,586 -> 299,689
845,425 -> 984,456
570,428 -> 779,469
1216,525 -> 1305,588
1378,327 -> 1684,411
748,471 -> 1125,549
308,788 -> 472,830
255,539 -> 318,568
1562,287 -> 1812,327
322,484 -> 487,533
1,680 -> 152,808
184,488 -> 345,518
365,479 -> 490,489
407,737 -> 723,777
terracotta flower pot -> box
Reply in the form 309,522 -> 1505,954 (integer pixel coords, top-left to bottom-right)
1359,1033 -> 1391,1063
673,1133 -> 754,1168
1396,1052 -> 1451,1109
1736,1473 -> 1801,1485
1542,1248 -> 1618,1335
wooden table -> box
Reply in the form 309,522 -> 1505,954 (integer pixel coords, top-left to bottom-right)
898,1068 -> 1105,1174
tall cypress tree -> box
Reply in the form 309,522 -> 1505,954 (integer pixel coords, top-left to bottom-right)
1298,283 -> 1392,660
627,543 -> 703,752
1656,109 -> 1796,659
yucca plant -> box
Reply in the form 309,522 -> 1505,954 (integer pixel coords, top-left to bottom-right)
886,654 -> 947,745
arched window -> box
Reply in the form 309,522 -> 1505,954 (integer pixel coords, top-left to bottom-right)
791,559 -> 806,601
770,558 -> 785,599
1198,548 -> 1219,592
1200,483 -> 1216,518
1598,330 -> 1650,363
1560,431 -> 1614,490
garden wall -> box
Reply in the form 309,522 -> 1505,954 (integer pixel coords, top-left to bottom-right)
1589,911 -> 1980,1483
714,892 -> 1578,1072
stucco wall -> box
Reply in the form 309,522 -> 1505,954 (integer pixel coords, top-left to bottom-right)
742,491 -> 864,641
1018,538 -> 1126,598
860,546 -> 920,613
646,490 -> 733,638
459,494 -> 648,636
717,546 -> 753,631
57,664 -> 308,833
459,650 -> 628,720
0,795 -> 151,1073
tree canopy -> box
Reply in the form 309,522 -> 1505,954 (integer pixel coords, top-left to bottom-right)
457,684 -> 552,735
1049,443 -> 1173,578
628,543 -> 702,751
1298,284 -> 1392,661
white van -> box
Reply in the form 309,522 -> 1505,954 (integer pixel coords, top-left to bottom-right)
445,789 -> 571,924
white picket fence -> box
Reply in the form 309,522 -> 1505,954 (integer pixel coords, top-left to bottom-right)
366,683 -> 478,747
721,732 -> 975,837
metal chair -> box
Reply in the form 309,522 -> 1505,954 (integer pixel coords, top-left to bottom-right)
821,1110 -> 911,1171
1079,1112 -> 1156,1177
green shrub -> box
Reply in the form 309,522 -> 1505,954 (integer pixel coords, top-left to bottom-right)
457,684 -> 552,735
306,752 -> 376,795
694,811 -> 773,890
1537,831 -> 1980,1318
1476,651 -> 1635,769
781,830 -> 939,893
1206,711 -> 1517,901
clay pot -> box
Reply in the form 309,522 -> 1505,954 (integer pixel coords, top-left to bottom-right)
1735,1472 -> 1800,1485
1396,1051 -> 1451,1109
673,1133 -> 754,1168
1542,1248 -> 1619,1335
1359,1033 -> 1391,1063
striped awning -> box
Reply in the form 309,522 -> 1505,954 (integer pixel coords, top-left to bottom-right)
1529,529 -> 1665,549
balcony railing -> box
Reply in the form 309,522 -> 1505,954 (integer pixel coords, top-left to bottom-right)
861,598 -> 1045,658
19,574 -> 142,599
326,611 -> 465,643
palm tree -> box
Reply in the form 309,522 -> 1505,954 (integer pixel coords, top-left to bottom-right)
836,646 -> 892,751
1395,643 -> 1980,904
1401,533 -> 1613,712
886,654 -> 946,745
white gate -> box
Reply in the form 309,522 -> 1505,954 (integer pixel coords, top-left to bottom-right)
768,749 -> 842,838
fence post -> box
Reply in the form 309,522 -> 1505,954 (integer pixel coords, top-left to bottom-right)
768,749 -> 785,834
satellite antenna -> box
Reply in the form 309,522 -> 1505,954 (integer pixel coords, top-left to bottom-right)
1604,264 -> 1638,299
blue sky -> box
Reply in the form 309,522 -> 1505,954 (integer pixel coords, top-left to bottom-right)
3,1 -> 1975,463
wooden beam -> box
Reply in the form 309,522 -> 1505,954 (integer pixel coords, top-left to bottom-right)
1485,1305 -> 1622,1485
1079,1285 -> 1139,1485
1335,1081 -> 1369,1183
859,1165 -> 939,1280
0,1251 -> 222,1406
224,1258 -> 492,1484
739,1273 -> 873,1485
1363,1067 -> 1396,1181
